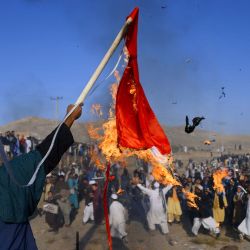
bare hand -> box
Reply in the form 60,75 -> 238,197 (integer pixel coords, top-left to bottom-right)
65,103 -> 83,128
67,104 -> 83,120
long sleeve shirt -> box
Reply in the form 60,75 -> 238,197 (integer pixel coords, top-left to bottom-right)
0,123 -> 74,223
0,123 -> 74,250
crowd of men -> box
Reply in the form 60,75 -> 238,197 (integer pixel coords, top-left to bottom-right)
35,148 -> 250,245
1,131 -> 250,245
0,131 -> 37,157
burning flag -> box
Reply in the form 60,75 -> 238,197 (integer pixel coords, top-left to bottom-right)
116,7 -> 171,155
183,189 -> 198,209
88,8 -> 173,177
213,168 -> 228,193
151,163 -> 180,186
86,8 -> 175,250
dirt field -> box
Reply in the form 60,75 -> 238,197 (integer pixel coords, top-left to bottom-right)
31,200 -> 250,250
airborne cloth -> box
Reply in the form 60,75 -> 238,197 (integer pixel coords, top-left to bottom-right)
116,7 -> 171,155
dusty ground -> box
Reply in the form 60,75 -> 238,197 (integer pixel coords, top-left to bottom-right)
31,201 -> 250,250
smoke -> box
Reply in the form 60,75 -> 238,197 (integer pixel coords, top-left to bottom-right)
2,76 -> 48,122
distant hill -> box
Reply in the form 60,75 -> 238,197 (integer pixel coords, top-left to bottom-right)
1,117 -> 250,152
0,117 -> 92,143
163,125 -> 250,152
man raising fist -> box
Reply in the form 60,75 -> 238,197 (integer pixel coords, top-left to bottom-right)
0,104 -> 82,250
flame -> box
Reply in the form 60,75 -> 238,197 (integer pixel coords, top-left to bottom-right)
86,125 -> 105,171
117,188 -> 124,195
213,168 -> 228,193
87,143 -> 105,171
87,70 -> 179,186
129,80 -> 138,112
108,82 -> 118,118
114,70 -> 121,83
87,124 -> 101,141
91,153 -> 105,171
123,46 -> 129,64
151,162 -> 180,186
183,189 -> 198,208
99,118 -> 122,161
99,120 -> 179,185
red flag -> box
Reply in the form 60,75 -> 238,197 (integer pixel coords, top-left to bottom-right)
103,163 -> 112,250
116,7 -> 171,155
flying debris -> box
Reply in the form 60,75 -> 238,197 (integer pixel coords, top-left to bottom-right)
185,116 -> 205,134
219,87 -> 226,99
204,139 -> 216,145
204,140 -> 211,145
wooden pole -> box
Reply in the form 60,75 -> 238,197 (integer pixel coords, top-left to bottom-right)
76,231 -> 79,250
75,17 -> 133,105
103,162 -> 112,250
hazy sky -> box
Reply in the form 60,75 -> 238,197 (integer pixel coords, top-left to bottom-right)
1,0 -> 250,134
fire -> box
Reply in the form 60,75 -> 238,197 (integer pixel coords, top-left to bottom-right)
91,77 -> 127,161
108,82 -> 118,118
87,70 -> 179,186
114,70 -> 121,83
87,124 -> 101,141
86,124 -> 105,171
87,142 -> 105,171
117,188 -> 124,195
183,189 -> 198,208
123,46 -> 129,64
151,162 -> 180,186
91,152 -> 105,171
99,118 -> 123,161
213,168 -> 228,193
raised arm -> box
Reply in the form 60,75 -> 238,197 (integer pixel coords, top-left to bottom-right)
137,183 -> 153,196
162,184 -> 173,196
36,104 -> 82,175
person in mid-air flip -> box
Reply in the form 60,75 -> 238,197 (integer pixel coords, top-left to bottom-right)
219,87 -> 226,99
185,116 -> 205,134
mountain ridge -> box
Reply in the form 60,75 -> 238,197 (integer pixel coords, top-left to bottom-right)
1,117 -> 250,150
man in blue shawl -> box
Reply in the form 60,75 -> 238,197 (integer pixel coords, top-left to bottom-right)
0,104 -> 82,250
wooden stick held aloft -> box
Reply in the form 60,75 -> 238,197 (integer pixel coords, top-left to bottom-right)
75,17 -> 133,105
